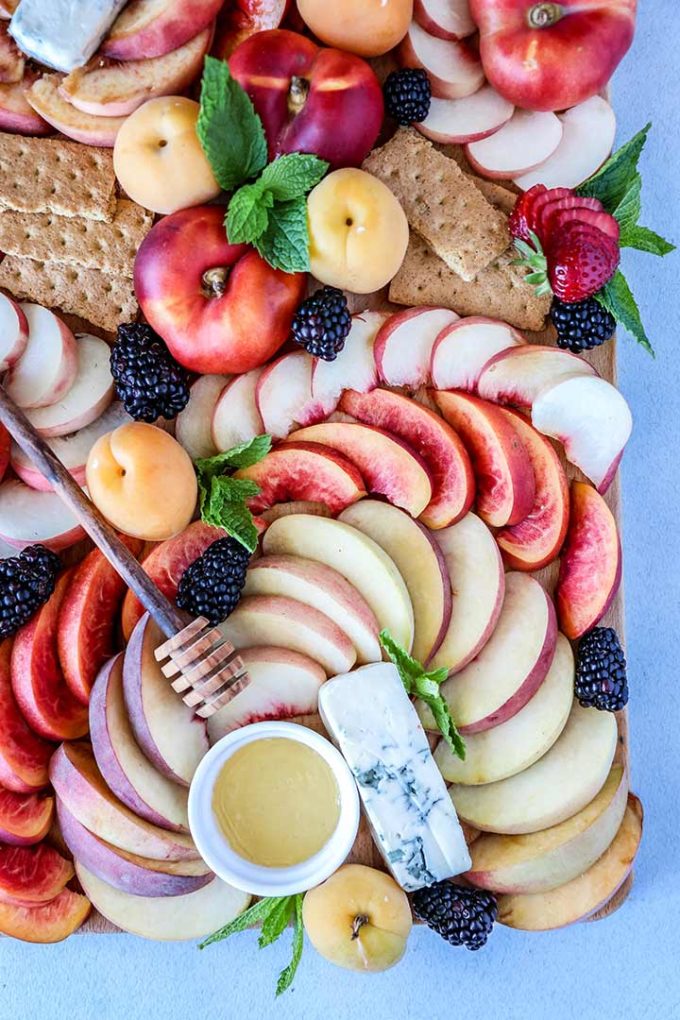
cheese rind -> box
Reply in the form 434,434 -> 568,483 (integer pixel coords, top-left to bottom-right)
319,663 -> 471,891
10,0 -> 127,72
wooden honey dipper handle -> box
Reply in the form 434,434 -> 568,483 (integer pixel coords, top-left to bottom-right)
0,388 -> 188,640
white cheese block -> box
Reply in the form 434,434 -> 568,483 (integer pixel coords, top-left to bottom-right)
10,0 -> 127,72
319,663 -> 471,891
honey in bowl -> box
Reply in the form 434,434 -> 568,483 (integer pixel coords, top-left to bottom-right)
212,737 -> 341,868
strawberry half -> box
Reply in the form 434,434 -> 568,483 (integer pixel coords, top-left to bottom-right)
524,187 -> 573,237
549,207 -> 620,243
537,195 -> 604,241
547,223 -> 620,302
509,185 -> 547,242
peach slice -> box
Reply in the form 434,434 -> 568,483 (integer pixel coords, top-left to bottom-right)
531,374 -> 633,493
256,350 -> 324,437
414,0 -> 476,39
311,311 -> 387,418
211,367 -> 264,453
449,701 -> 618,834
428,513 -> 505,673
423,572 -> 556,734
49,742 -> 200,861
0,843 -> 73,907
0,886 -> 90,943
467,764 -> 628,895
76,863 -> 250,940
121,521 -> 226,641
234,441 -> 366,516
430,316 -> 525,392
495,408 -> 570,571
4,304 -> 77,410
175,374 -> 230,460
497,797 -> 642,930
477,344 -> 597,407
11,572 -> 89,741
555,481 -> 621,640
0,425 -> 8,484
285,422 -> 432,518
223,594 -> 356,676
0,292 -> 28,372
207,646 -> 326,743
57,801 -> 211,898
103,0 -> 224,60
57,538 -> 143,706
0,787 -> 53,845
0,641 -> 52,794
244,557 -> 380,664
433,390 -> 535,527
466,109 -> 563,179
340,388 -> 474,529
0,480 -> 85,552
417,86 -> 514,144
339,501 -> 451,664
0,75 -> 52,136
27,75 -> 127,146
399,21 -> 484,99
262,515 -> 414,651
25,335 -> 114,438
90,656 -> 189,832
123,614 -> 208,786
435,633 -> 574,786
0,23 -> 23,85
374,307 -> 459,390
61,28 -> 212,118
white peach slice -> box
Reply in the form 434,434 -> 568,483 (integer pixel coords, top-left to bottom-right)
449,701 -> 618,834
477,344 -> 597,407
0,74 -> 52,136
417,86 -> 514,144
414,0 -> 476,39
374,306 -> 459,390
339,500 -> 451,664
0,480 -> 84,551
175,374 -> 230,460
311,311 -> 388,418
211,367 -> 264,453
466,109 -> 563,179
24,335 -> 114,438
430,316 -> 525,392
27,75 -> 126,146
103,0 -> 223,61
0,292 -> 27,371
4,304 -> 77,410
435,633 -> 573,784
256,350 -> 324,437
399,21 -> 484,99
262,515 -> 414,652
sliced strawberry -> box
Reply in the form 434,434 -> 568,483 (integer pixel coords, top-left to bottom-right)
509,185 -> 547,241
538,195 -> 604,240
525,187 -> 573,237
547,223 -> 620,302
549,208 -> 620,243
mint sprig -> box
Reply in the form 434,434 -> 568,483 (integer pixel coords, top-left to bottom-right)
380,630 -> 465,761
194,435 -> 272,553
197,56 -> 267,192
199,893 -> 305,997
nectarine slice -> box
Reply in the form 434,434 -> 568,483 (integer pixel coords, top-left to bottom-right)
211,368 -> 264,453
0,786 -> 53,845
26,74 -> 126,147
175,374 -> 230,460
0,292 -> 28,373
555,482 -> 621,640
0,640 -> 52,794
0,843 -> 73,906
0,886 -> 90,942
477,344 -> 596,407
374,306 -> 459,390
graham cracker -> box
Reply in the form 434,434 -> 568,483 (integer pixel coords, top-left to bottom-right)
471,177 -> 517,216
0,134 -> 116,221
363,128 -> 509,281
388,233 -> 550,332
0,200 -> 153,276
0,255 -> 137,333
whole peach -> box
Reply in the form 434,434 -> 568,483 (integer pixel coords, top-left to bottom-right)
297,0 -> 413,57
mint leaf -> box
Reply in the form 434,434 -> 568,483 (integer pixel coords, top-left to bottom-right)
255,197 -> 309,273
379,630 -> 425,691
226,182 -> 272,245
197,56 -> 267,192
259,154 -> 329,201
595,269 -> 654,356
577,122 -> 651,210
612,173 -> 641,235
202,486 -> 260,552
194,436 -> 271,552
259,896 -> 294,949
423,695 -> 466,761
196,435 -> 272,481
621,224 -> 675,256
199,895 -> 278,947
275,895 -> 304,997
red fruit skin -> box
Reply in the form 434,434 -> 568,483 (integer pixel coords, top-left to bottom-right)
548,223 -> 620,301
229,29 -> 384,169
212,0 -> 290,59
0,425 -> 9,483
509,184 -> 547,241
470,0 -> 636,111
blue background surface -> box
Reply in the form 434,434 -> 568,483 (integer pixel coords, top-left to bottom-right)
2,4 -> 679,1018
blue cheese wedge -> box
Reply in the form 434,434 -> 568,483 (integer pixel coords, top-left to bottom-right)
10,0 -> 127,72
319,663 -> 471,891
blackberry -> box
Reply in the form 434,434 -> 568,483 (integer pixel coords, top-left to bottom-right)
575,627 -> 628,712
550,297 -> 616,353
111,323 -> 190,422
384,68 -> 431,125
0,545 -> 61,639
413,882 -> 497,951
176,537 -> 250,626
291,287 -> 352,361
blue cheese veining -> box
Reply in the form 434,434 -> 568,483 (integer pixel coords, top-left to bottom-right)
319,662 -> 471,892
10,0 -> 128,73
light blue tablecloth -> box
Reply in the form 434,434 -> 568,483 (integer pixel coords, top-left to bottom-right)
2,4 -> 679,1018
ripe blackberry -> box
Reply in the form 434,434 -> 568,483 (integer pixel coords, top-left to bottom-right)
384,68 -> 431,125
111,323 -> 190,422
575,627 -> 628,712
412,882 -> 497,951
176,537 -> 250,626
0,545 -> 61,639
550,297 -> 616,353
291,287 -> 352,361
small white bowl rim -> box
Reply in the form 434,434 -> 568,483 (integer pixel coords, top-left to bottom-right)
188,721 -> 360,897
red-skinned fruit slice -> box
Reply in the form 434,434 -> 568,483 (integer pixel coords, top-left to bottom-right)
548,223 -> 620,302
0,640 -> 52,794
556,482 -> 621,640
234,441 -> 366,516
0,787 -> 53,845
212,0 -> 289,59
526,187 -> 572,237
508,184 -> 547,241
549,208 -> 620,243
0,424 -> 9,483
433,391 -> 535,528
495,409 -> 570,572
0,886 -> 90,943
339,388 -> 474,528
57,537 -> 143,705
11,572 -> 89,741
0,843 -> 73,906
536,195 -> 603,239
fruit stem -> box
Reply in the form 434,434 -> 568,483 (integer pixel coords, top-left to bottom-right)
202,267 -> 229,297
288,76 -> 310,115
527,2 -> 564,28
351,914 -> 369,940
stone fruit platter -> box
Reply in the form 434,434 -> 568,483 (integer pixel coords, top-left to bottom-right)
0,0 -> 666,988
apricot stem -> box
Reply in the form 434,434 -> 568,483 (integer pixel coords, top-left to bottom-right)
351,914 -> 369,939
202,267 -> 229,297
288,76 -> 310,115
527,2 -> 564,28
